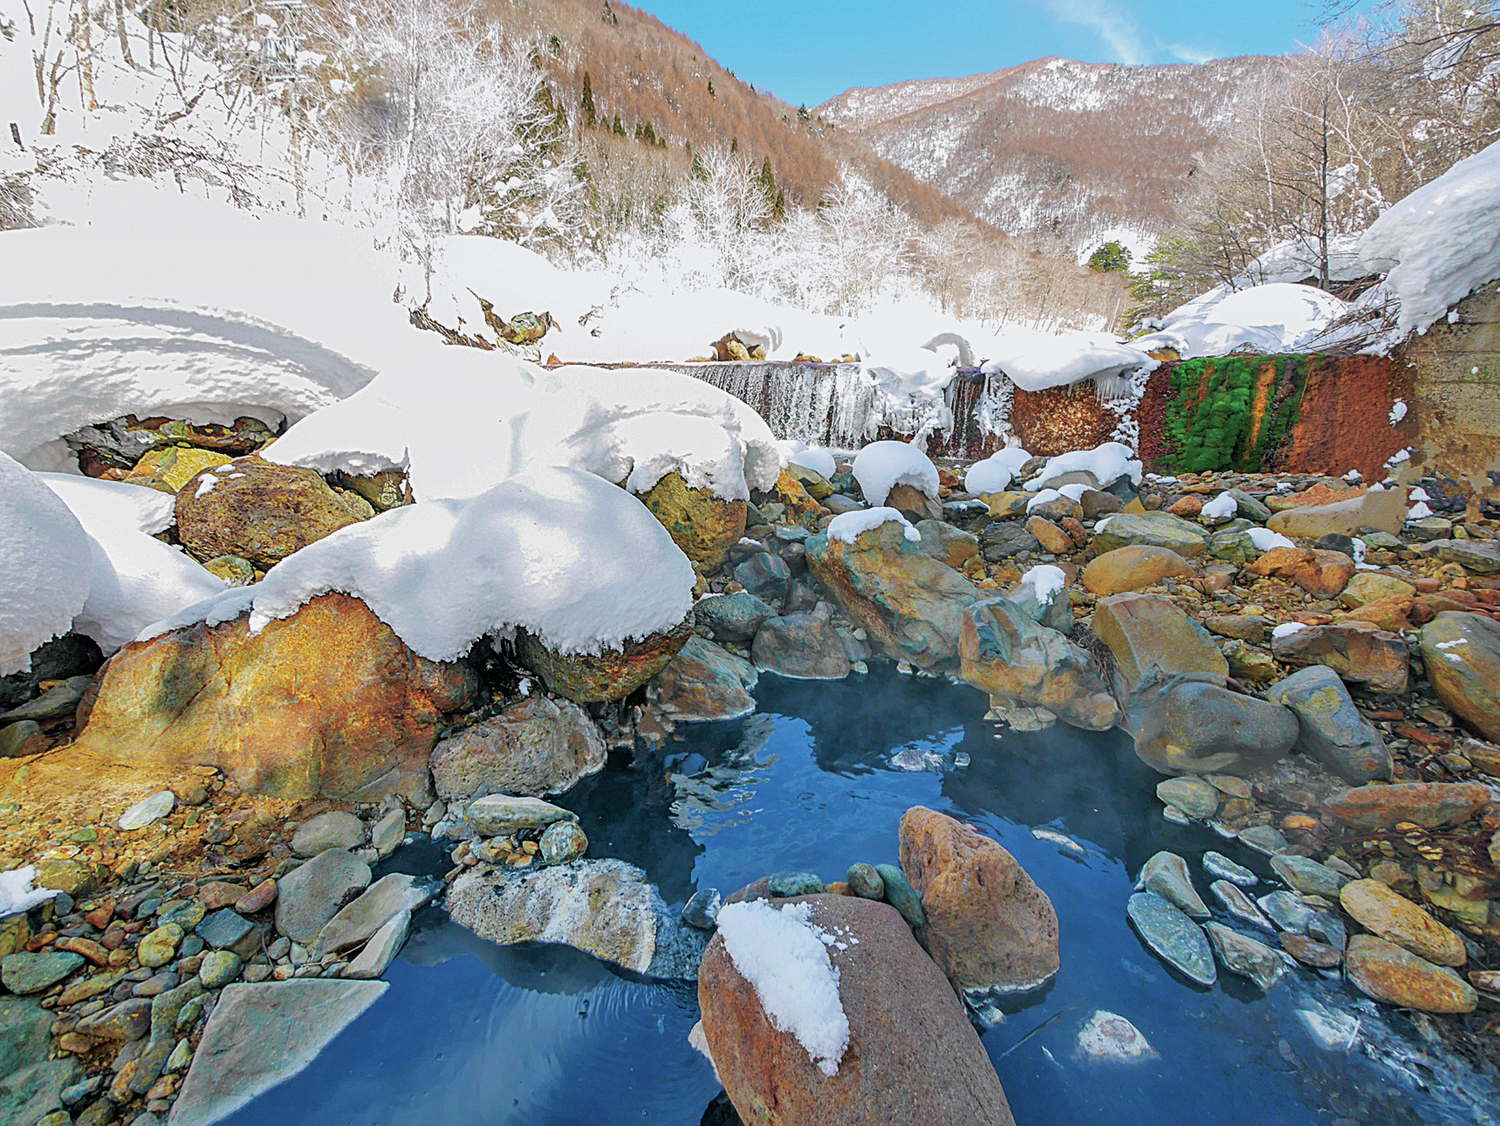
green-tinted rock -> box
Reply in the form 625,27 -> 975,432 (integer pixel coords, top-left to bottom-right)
518,616 -> 692,704
138,924 -> 183,969
1127,892 -> 1215,986
768,872 -> 824,898
1136,851 -> 1208,917
874,863 -> 925,929
1267,664 -> 1392,783
1093,513 -> 1211,558
1156,776 -> 1220,820
197,951 -> 242,988
846,862 -> 885,900
1270,854 -> 1348,898
0,951 -> 83,994
1205,922 -> 1285,990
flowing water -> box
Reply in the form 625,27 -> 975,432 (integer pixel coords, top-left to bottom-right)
223,666 -> 1497,1126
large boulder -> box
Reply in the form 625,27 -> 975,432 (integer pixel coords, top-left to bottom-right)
429,695 -> 606,801
1126,675 -> 1298,776
898,807 -> 1059,999
1271,622 -> 1408,694
959,597 -> 1119,732
637,471 -> 747,571
650,635 -> 758,720
1266,488 -> 1407,538
72,593 -> 478,802
1244,547 -> 1355,599
1091,513 -> 1210,558
176,456 -> 366,569
806,520 -> 981,670
1323,782 -> 1491,831
751,613 -> 851,680
1081,546 -> 1194,596
517,614 -> 693,703
1092,594 -> 1227,694
1266,665 -> 1393,783
1421,612 -> 1500,741
699,893 -> 1015,1126
695,592 -> 778,644
447,859 -> 662,973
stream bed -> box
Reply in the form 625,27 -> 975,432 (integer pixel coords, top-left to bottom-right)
222,666 -> 1497,1126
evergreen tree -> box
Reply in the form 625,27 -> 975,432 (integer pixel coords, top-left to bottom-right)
612,112 -> 625,137
580,71 -> 596,128
642,122 -> 657,146
1087,241 -> 1131,274
707,79 -> 715,98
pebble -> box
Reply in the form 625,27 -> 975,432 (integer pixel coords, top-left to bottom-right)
767,872 -> 824,898
119,791 -> 177,831
539,820 -> 588,864
845,862 -> 885,901
874,863 -> 925,928
682,888 -> 722,930
1077,1010 -> 1158,1062
234,879 -> 277,914
198,950 -> 242,987
1281,933 -> 1343,968
1210,880 -> 1275,933
1203,851 -> 1257,887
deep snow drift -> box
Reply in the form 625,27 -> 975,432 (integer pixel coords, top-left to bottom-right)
0,452 -> 92,675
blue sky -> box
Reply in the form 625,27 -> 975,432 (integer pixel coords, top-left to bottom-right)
637,0 -> 1368,106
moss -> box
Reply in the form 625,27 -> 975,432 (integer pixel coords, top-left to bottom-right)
1157,355 -> 1317,474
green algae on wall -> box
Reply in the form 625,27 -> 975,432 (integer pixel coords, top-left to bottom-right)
1156,355 -> 1319,474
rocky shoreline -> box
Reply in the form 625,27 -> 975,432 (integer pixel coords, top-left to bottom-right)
3,414 -> 1500,1125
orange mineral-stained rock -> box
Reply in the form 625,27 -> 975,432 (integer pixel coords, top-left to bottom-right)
71,593 -> 478,803
898,806 -> 1059,994
1245,547 -> 1356,599
1345,935 -> 1478,1013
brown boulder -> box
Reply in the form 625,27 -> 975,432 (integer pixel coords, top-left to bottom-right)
1339,880 -> 1466,967
885,482 -> 944,524
176,456 -> 365,568
429,695 -> 606,801
898,807 -> 1059,995
1166,495 -> 1203,518
1081,546 -> 1194,596
637,471 -> 747,571
1334,595 -> 1413,633
1324,782 -> 1490,831
72,593 -> 477,802
699,893 -> 1015,1126
1092,593 -> 1227,693
1245,547 -> 1356,599
1345,935 -> 1478,1013
1271,622 -> 1409,694
517,615 -> 692,703
1025,516 -> 1074,554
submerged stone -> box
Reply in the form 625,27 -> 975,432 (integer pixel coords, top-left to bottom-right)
1126,892 -> 1215,986
1205,922 -> 1285,990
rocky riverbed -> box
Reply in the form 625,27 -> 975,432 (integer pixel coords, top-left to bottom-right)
3,418 -> 1500,1126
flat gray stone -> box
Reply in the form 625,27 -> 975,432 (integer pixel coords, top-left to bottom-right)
119,791 -> 176,831
168,980 -> 387,1126
1135,851 -> 1208,918
1127,891 -> 1216,986
1270,854 -> 1349,899
274,850 -> 370,945
0,951 -> 83,994
1237,825 -> 1289,857
1258,890 -> 1317,934
1203,851 -> 1257,887
291,811 -> 364,858
1205,922 -> 1286,990
0,676 -> 91,723
195,909 -> 253,951
342,910 -> 410,980
314,873 -> 435,957
463,794 -> 575,838
370,808 -> 404,857
1210,880 -> 1275,933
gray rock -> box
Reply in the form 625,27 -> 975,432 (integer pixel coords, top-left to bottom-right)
0,720 -> 42,758
1156,777 -> 1220,821
291,811 -> 364,857
824,494 -> 863,515
1127,892 -> 1216,986
168,980 -> 388,1126
538,820 -> 588,864
197,951 -> 242,988
645,912 -> 713,981
76,997 -> 152,1041
1228,489 -> 1272,523
464,794 -> 575,838
0,997 -> 51,1078
430,696 -> 606,801
118,791 -> 176,831
1210,880 -> 1276,933
274,849 -> 371,944
1093,513 -> 1211,558
1270,854 -> 1349,899
1308,911 -> 1348,950
981,522 -> 1041,561
0,676 -> 90,723
342,909 -> 410,980
1258,890 -> 1317,934
1203,852 -> 1257,887
1237,825 -> 1290,856
750,613 -> 851,680
1127,675 -> 1298,776
846,862 -> 885,901
1431,539 -> 1500,574
733,552 -> 792,605
682,888 -> 721,930
196,909 -> 254,951
446,859 -> 660,974
370,808 -> 405,857
694,592 -> 778,644
1205,922 -> 1285,990
1136,851 -> 1209,918
0,951 -> 83,994
768,872 -> 824,898
314,873 -> 436,956
1266,665 -> 1392,783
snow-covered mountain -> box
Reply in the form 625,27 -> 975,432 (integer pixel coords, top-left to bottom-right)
818,56 -> 1283,261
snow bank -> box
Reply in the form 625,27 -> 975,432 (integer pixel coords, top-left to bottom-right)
1271,622 -> 1307,640
776,440 -> 838,479
40,475 -> 226,654
0,452 -> 92,675
982,332 -> 1154,393
827,507 -> 920,545
0,866 -> 59,918
965,447 -> 1032,495
715,899 -> 850,1077
1359,139 -> 1500,337
851,441 -> 939,507
139,467 -> 694,660
1239,236 -> 1368,288
1027,443 -> 1142,491
1133,284 -> 1349,360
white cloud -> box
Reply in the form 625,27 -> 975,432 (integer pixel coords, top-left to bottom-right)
1160,40 -> 1218,65
1046,0 -> 1149,65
